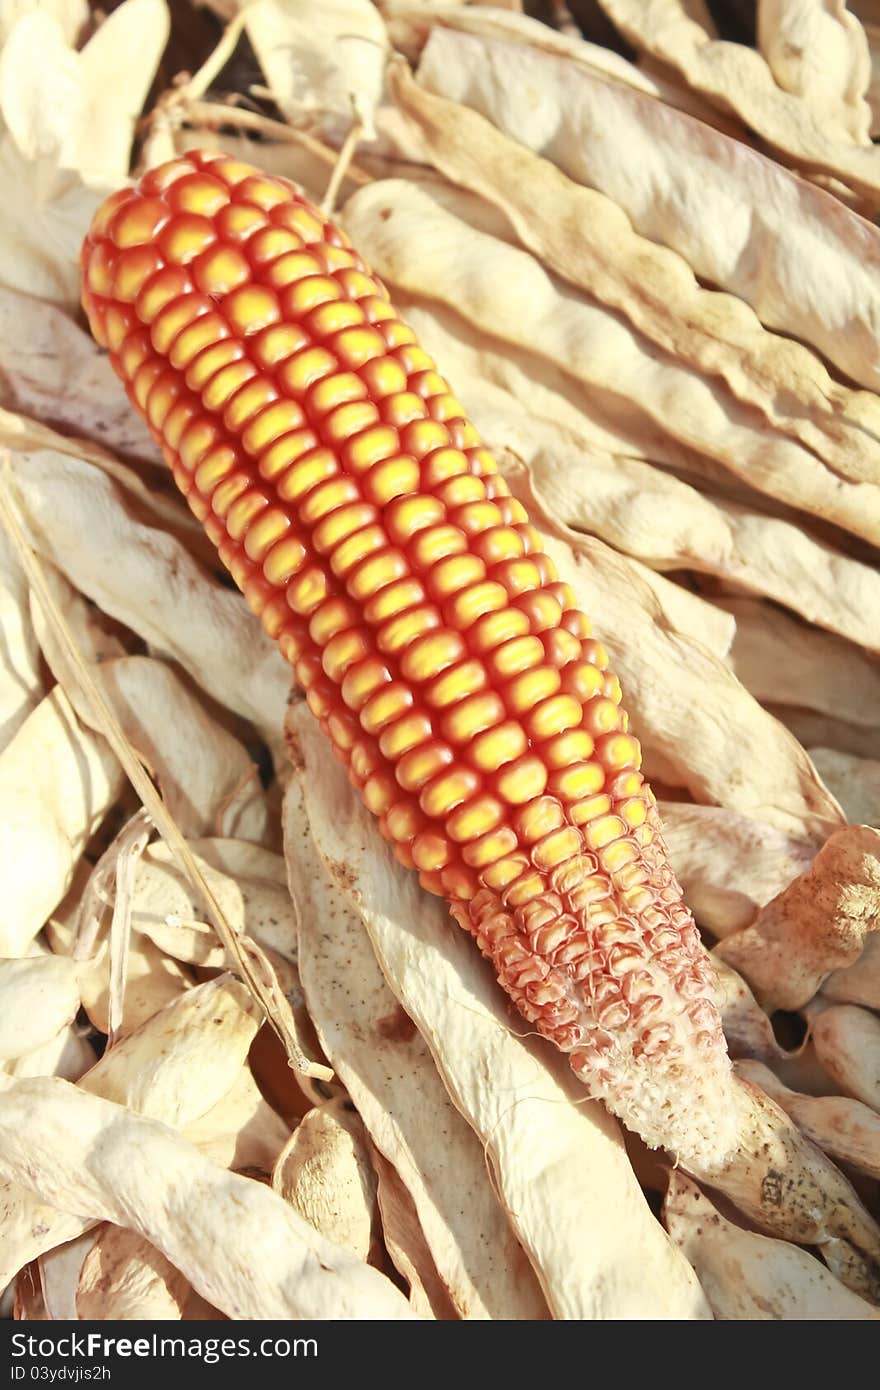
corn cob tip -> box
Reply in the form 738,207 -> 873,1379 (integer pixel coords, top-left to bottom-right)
80,149 -> 736,1168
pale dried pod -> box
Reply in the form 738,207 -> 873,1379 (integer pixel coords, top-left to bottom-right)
807,1002 -> 880,1112
273,1099 -> 377,1264
665,1171 -> 880,1319
735,1060 -> 880,1181
716,825 -> 880,1010
76,1226 -> 190,1321
0,955 -> 81,1064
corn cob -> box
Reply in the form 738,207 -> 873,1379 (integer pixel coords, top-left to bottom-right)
80,150 -> 735,1167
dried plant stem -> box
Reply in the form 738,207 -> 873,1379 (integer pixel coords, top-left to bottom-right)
181,11 -> 249,103
321,117 -> 365,215
182,99 -> 374,186
107,812 -> 152,1048
0,460 -> 331,1084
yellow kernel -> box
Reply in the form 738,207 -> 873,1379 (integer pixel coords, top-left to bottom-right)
361,682 -> 413,735
243,507 -> 290,563
242,400 -> 306,454
261,251 -> 324,289
341,424 -> 398,475
496,757 -> 549,806
287,565 -> 330,616
329,523 -> 386,577
397,741 -> 454,793
322,628 -> 371,683
90,187 -> 134,239
543,731 -> 595,771
363,454 -> 420,506
236,175 -> 290,210
164,398 -> 200,449
570,794 -> 612,827
400,630 -> 465,684
600,838 -> 640,873
468,607 -> 530,655
468,721 -> 527,773
248,227 -> 302,263
382,391 -> 425,429
462,826 -> 518,871
453,500 -> 502,537
505,664 -> 561,715
278,346 -> 336,396
377,605 -> 439,657
516,590 -> 563,632
385,495 -> 445,544
409,525 -> 468,570
113,246 -> 163,302
322,400 -> 380,444
159,214 -> 216,265
427,658 -> 487,710
445,580 -> 508,631
331,325 -> 386,367
277,448 -> 338,503
309,371 -> 367,415
211,472 -> 250,517
301,479 -> 361,528
178,418 -> 218,472
263,534 -> 307,586
168,172 -> 229,216
595,732 -> 641,771
473,527 -> 524,567
361,357 -> 408,399
427,554 -> 486,601
505,873 -> 544,909
441,691 -> 504,745
515,797 -> 564,844
412,832 -> 453,872
224,285 -> 281,336
226,491 -> 269,540
526,693 -> 582,741
363,577 -> 424,624
385,801 -> 425,845
583,697 -> 625,737
562,662 -> 605,703
428,392 -> 466,422
437,476 -> 486,510
620,797 -> 648,829
583,815 -> 627,851
341,657 -> 391,711
543,628 -> 582,668
420,767 -> 480,819
252,323 -> 310,369
310,596 -> 360,646
185,339 -> 244,392
379,711 -> 433,761
447,796 -> 503,844
348,547 -> 408,602
135,266 -> 190,322
274,203 -> 324,240
193,445 -> 236,495
223,377 -> 277,432
257,428 -> 318,481
482,854 -> 530,892
284,272 -> 343,314
218,203 -> 271,242
401,419 -> 448,460
532,827 -> 581,871
150,296 -> 208,355
309,300 -> 364,335
363,773 -> 397,816
440,866 -> 478,902
549,761 -> 605,802
193,245 -> 250,295
168,315 -> 229,375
